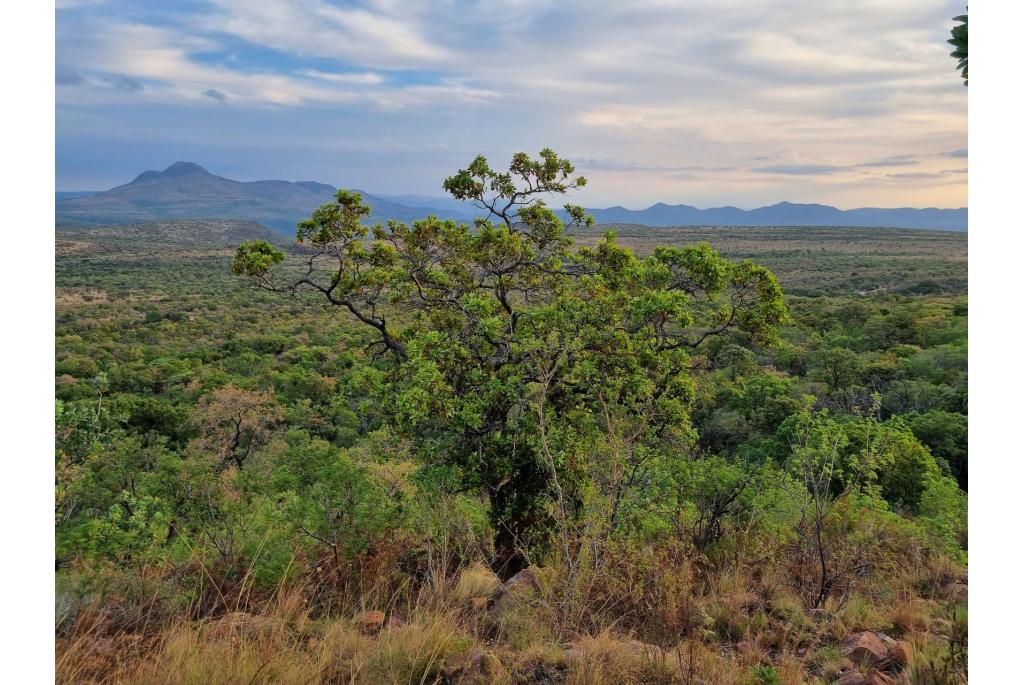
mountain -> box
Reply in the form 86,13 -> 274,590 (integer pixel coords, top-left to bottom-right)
56,191 -> 99,201
372,193 -> 479,215
364,194 -> 967,231
56,162 -> 967,233
55,162 -> 476,233
580,201 -> 967,231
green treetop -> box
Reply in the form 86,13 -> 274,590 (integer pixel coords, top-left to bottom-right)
233,149 -> 787,577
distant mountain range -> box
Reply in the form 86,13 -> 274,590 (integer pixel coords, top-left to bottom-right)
56,162 -> 967,233
577,202 -> 966,231
55,162 -> 477,233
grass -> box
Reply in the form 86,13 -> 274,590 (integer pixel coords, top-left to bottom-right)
56,544 -> 967,684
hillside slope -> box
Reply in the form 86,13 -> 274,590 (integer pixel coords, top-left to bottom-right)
55,162 -> 475,233
56,219 -> 287,250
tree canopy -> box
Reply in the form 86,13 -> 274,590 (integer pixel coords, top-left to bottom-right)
233,150 -> 788,575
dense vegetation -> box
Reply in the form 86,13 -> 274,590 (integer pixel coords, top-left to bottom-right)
56,153 -> 967,684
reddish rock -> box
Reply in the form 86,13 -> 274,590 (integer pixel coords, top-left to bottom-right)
843,632 -> 888,666
867,669 -> 896,685
353,610 -> 386,634
886,640 -> 913,669
838,670 -> 868,685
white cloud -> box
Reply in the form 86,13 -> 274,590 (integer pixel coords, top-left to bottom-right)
298,70 -> 385,85
205,0 -> 452,69
56,0 -> 967,208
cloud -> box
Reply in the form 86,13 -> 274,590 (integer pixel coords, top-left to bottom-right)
55,0 -> 967,209
577,158 -> 736,174
298,70 -> 384,85
58,20 -> 498,109
754,164 -> 843,175
56,0 -> 106,7
858,155 -> 919,168
204,0 -> 452,70
887,170 -> 963,179
103,73 -> 143,92
56,66 -> 84,86
203,88 -> 227,102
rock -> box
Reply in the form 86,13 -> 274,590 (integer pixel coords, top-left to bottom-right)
867,669 -> 896,685
886,640 -> 913,669
946,581 -> 968,602
504,566 -> 543,594
838,670 -> 868,685
208,611 -> 278,640
352,610 -> 386,634
843,632 -> 888,666
490,566 -> 543,614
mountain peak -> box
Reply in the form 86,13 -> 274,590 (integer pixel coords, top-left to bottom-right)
162,161 -> 210,176
131,170 -> 162,184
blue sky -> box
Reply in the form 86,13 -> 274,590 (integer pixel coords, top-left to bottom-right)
56,0 -> 967,209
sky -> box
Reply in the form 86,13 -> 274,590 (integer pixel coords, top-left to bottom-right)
56,0 -> 967,209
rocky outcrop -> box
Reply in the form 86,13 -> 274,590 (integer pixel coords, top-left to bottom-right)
489,566 -> 543,615
843,632 -> 888,666
836,632 -> 914,684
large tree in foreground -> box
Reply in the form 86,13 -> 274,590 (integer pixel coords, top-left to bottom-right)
233,150 -> 786,577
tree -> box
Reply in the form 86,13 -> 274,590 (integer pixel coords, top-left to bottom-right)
191,385 -> 283,470
902,410 -> 967,489
233,149 -> 787,577
949,13 -> 967,86
810,347 -> 863,392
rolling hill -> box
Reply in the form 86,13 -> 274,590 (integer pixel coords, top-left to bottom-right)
389,196 -> 966,231
56,162 -> 967,233
55,162 -> 476,233
56,219 -> 287,251
580,201 -> 967,231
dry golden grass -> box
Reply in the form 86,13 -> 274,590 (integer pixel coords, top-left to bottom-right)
56,545 -> 963,685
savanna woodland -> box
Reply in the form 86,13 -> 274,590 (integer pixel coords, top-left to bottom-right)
56,151 -> 967,684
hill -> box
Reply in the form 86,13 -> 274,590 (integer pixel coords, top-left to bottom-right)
56,219 -> 286,252
56,162 -> 967,232
582,201 -> 967,231
54,162 -> 476,233
392,195 -> 967,231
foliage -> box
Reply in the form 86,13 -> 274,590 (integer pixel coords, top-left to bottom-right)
949,13 -> 968,85
233,150 -> 787,576
55,152 -> 968,682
